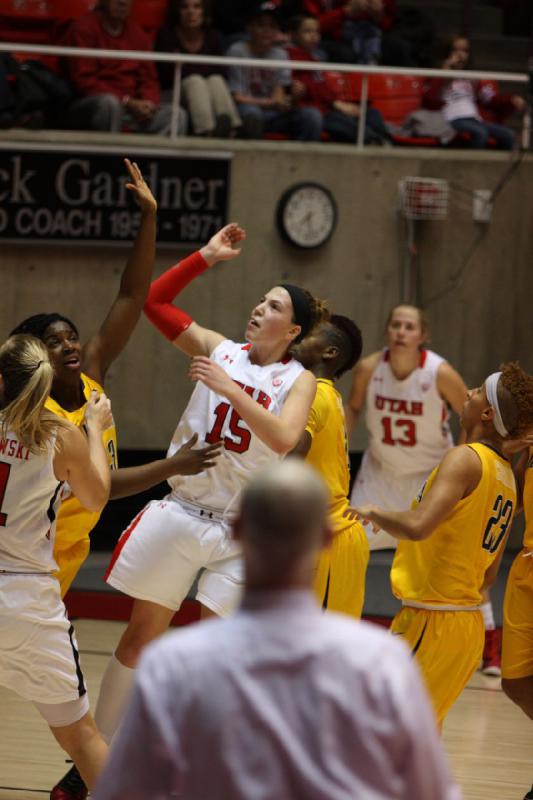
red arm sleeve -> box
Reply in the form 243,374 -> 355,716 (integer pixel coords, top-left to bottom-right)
143,251 -> 208,341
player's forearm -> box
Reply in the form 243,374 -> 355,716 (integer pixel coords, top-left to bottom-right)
367,508 -> 428,541
144,252 -> 208,340
118,209 -> 157,300
225,384 -> 301,454
109,459 -> 172,500
84,424 -> 112,510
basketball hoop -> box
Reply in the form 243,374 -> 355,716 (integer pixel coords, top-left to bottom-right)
399,177 -> 449,220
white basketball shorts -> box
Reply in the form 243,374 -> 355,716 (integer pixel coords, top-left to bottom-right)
0,572 -> 88,705
105,498 -> 244,617
350,451 -> 429,550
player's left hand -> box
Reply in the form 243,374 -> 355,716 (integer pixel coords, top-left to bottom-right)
200,223 -> 246,266
188,356 -> 235,396
343,504 -> 381,532
124,158 -> 157,214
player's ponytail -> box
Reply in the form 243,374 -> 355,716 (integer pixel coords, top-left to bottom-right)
0,335 -> 59,453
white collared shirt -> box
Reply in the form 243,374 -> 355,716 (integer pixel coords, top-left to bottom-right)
95,591 -> 461,800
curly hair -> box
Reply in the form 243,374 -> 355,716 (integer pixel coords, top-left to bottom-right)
499,362 -> 533,439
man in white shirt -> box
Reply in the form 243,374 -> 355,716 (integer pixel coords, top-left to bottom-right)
94,460 -> 461,800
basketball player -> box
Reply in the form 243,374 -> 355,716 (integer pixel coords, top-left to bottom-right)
291,314 -> 369,617
350,364 -> 533,726
0,334 -> 112,791
501,439 -> 533,800
345,305 -> 500,673
52,223 -> 324,798
11,160 -> 218,599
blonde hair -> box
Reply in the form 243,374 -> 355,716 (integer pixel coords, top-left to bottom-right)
0,335 -> 59,453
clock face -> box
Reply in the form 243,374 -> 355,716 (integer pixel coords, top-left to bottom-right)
277,183 -> 337,249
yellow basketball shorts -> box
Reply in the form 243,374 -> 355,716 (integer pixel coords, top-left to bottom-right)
313,521 -> 369,619
502,550 -> 533,680
53,534 -> 91,599
390,606 -> 484,724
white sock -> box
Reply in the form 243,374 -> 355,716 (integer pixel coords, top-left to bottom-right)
481,601 -> 495,631
94,653 -> 136,744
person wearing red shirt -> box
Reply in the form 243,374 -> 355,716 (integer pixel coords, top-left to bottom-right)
287,15 -> 391,144
62,0 -> 186,134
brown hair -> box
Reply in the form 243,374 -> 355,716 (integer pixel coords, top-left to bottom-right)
168,0 -> 212,28
294,291 -> 329,343
498,362 -> 533,439
0,335 -> 60,453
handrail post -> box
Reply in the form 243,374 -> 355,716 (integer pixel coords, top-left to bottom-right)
170,61 -> 182,139
357,74 -> 368,150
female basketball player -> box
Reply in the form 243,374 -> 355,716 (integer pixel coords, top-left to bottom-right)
291,314 -> 369,618
12,159 -> 218,599
0,334 -> 112,791
349,363 -> 533,726
344,304 -> 501,672
52,223 -> 323,798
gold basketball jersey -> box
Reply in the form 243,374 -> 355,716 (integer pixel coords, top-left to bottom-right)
391,442 -> 516,607
523,446 -> 533,550
46,373 -> 117,548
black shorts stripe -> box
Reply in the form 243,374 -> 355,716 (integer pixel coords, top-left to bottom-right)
68,624 -> 87,698
412,620 -> 429,657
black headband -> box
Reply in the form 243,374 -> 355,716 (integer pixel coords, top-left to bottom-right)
279,284 -> 314,339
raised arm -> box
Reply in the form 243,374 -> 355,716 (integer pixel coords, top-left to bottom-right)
53,392 -> 113,512
188,357 -> 317,454
350,445 -> 482,541
82,160 -> 157,385
143,224 -> 246,358
345,352 -> 379,437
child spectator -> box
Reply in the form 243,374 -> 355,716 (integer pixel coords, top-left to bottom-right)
423,35 -> 523,150
61,0 -> 186,135
155,0 -> 241,138
227,2 -> 322,141
287,14 -> 391,144
302,0 -> 395,64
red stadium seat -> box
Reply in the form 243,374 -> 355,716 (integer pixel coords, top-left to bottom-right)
367,73 -> 424,127
131,0 -> 168,39
49,0 -> 96,21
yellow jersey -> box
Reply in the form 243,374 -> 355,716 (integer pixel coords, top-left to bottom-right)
305,379 -> 354,534
523,446 -> 533,550
46,373 -> 118,547
391,442 -> 516,607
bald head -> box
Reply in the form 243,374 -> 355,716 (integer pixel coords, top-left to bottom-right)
237,460 -> 329,562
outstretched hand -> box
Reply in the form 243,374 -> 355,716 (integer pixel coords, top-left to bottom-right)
124,158 -> 157,214
168,433 -> 222,476
188,356 -> 236,397
343,503 -> 382,533
200,223 -> 246,267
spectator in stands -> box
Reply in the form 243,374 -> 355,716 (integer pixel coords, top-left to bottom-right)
287,14 -> 391,143
423,35 -> 523,150
302,0 -> 393,64
155,0 -> 241,138
93,460 -> 461,800
62,0 -> 186,135
227,3 -> 322,141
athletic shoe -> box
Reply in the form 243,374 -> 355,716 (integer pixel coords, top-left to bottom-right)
481,627 -> 502,676
50,765 -> 87,800
523,785 -> 533,799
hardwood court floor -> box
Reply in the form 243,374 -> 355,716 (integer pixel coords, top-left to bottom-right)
0,619 -> 531,799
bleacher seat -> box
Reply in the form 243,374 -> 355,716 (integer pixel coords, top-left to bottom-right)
131,0 -> 168,40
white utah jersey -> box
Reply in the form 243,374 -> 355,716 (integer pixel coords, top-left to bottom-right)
365,349 -> 453,476
0,431 -> 62,573
167,340 -> 305,515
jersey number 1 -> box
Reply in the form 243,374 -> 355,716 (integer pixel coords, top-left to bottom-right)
206,403 -> 251,454
0,461 -> 12,526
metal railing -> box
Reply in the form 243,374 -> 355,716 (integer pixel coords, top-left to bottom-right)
0,41 -> 529,148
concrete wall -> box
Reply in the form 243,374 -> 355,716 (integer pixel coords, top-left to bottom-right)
1,135 -> 532,457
